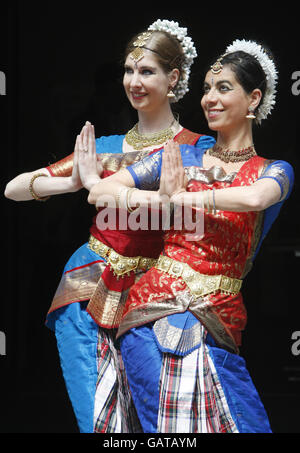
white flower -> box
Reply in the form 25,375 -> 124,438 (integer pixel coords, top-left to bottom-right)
225,39 -> 278,123
148,19 -> 197,101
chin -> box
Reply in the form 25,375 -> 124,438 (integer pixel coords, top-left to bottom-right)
207,120 -> 221,132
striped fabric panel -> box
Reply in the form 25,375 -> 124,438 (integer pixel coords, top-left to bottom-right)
93,328 -> 142,433
157,327 -> 238,433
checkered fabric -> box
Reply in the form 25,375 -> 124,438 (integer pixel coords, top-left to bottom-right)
157,328 -> 238,433
93,328 -> 142,433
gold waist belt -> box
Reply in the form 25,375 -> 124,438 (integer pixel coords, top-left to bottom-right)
155,255 -> 242,298
88,235 -> 157,278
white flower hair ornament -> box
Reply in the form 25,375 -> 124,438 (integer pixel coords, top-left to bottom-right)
148,19 -> 198,101
225,39 -> 278,124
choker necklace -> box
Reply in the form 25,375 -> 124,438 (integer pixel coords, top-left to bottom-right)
209,143 -> 257,163
125,118 -> 176,150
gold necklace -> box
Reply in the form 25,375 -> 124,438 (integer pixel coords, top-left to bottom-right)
209,143 -> 257,163
125,118 -> 176,150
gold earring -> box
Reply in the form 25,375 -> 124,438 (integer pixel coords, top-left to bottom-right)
167,88 -> 176,98
246,106 -> 256,119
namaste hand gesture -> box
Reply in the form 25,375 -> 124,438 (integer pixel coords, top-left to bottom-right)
72,121 -> 103,191
159,140 -> 187,201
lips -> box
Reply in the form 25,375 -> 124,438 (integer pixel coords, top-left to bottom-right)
131,92 -> 147,100
207,109 -> 223,119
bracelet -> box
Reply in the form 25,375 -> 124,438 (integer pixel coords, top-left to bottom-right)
205,190 -> 211,213
115,187 -> 128,208
29,173 -> 51,201
126,188 -> 139,213
212,187 -> 216,215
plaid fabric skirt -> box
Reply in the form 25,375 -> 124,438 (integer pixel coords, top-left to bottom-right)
157,336 -> 237,432
93,329 -> 142,433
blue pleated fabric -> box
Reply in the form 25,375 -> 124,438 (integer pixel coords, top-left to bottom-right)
53,301 -> 99,433
207,343 -> 272,433
120,314 -> 272,434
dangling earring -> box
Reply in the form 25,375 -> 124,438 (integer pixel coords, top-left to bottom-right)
246,106 -> 256,119
167,87 -> 176,99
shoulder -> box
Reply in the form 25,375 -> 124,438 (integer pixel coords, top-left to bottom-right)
195,134 -> 216,150
176,128 -> 215,149
95,134 -> 124,154
259,159 -> 295,201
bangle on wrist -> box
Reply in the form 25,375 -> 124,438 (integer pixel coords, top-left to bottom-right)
205,190 -> 211,213
115,187 -> 127,208
29,173 -> 50,201
212,187 -> 216,215
126,188 -> 139,213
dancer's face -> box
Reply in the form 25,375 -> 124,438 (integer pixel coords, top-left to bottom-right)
123,50 -> 177,113
201,66 -> 258,132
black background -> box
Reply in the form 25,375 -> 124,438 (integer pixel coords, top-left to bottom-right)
1,1 -> 300,434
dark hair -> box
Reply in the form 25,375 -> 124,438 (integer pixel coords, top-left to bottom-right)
220,51 -> 268,105
124,30 -> 185,83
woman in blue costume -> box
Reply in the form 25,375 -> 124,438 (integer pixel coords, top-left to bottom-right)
88,40 -> 294,432
5,20 -> 215,433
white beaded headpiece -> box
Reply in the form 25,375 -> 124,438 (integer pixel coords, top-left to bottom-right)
147,19 -> 197,102
224,39 -> 278,123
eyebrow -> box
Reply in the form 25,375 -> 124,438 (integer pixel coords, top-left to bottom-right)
124,63 -> 156,71
204,79 -> 234,87
139,65 -> 156,70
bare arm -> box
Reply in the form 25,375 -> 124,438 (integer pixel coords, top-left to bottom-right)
89,169 -> 162,208
90,140 -> 282,213
171,178 -> 281,212
89,141 -> 180,208
160,140 -> 282,212
4,122 -> 101,202
4,167 -> 79,201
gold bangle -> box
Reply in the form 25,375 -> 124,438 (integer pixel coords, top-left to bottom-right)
126,188 -> 139,213
29,173 -> 50,201
205,190 -> 211,213
115,187 -> 127,208
212,187 -> 216,215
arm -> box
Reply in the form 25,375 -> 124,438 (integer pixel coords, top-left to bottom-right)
89,168 -> 163,209
89,141 -> 177,208
5,122 -> 100,201
158,140 -> 291,213
4,167 -> 78,202
172,178 -> 282,212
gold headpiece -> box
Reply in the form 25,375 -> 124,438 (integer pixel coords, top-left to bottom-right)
130,31 -> 153,62
210,53 -> 227,74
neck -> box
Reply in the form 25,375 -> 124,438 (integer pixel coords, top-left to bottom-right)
216,122 -> 254,150
137,104 -> 176,134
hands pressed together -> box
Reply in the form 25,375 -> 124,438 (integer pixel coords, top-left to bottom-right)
159,140 -> 187,203
71,131 -> 187,208
71,121 -> 103,192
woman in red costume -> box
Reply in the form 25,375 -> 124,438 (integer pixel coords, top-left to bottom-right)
4,20 -> 215,433
88,39 -> 294,432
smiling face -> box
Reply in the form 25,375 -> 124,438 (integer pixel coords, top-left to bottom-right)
201,65 -> 256,133
123,50 -> 178,114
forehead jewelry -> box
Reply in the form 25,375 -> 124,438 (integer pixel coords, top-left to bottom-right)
130,31 -> 153,63
210,53 -> 227,74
